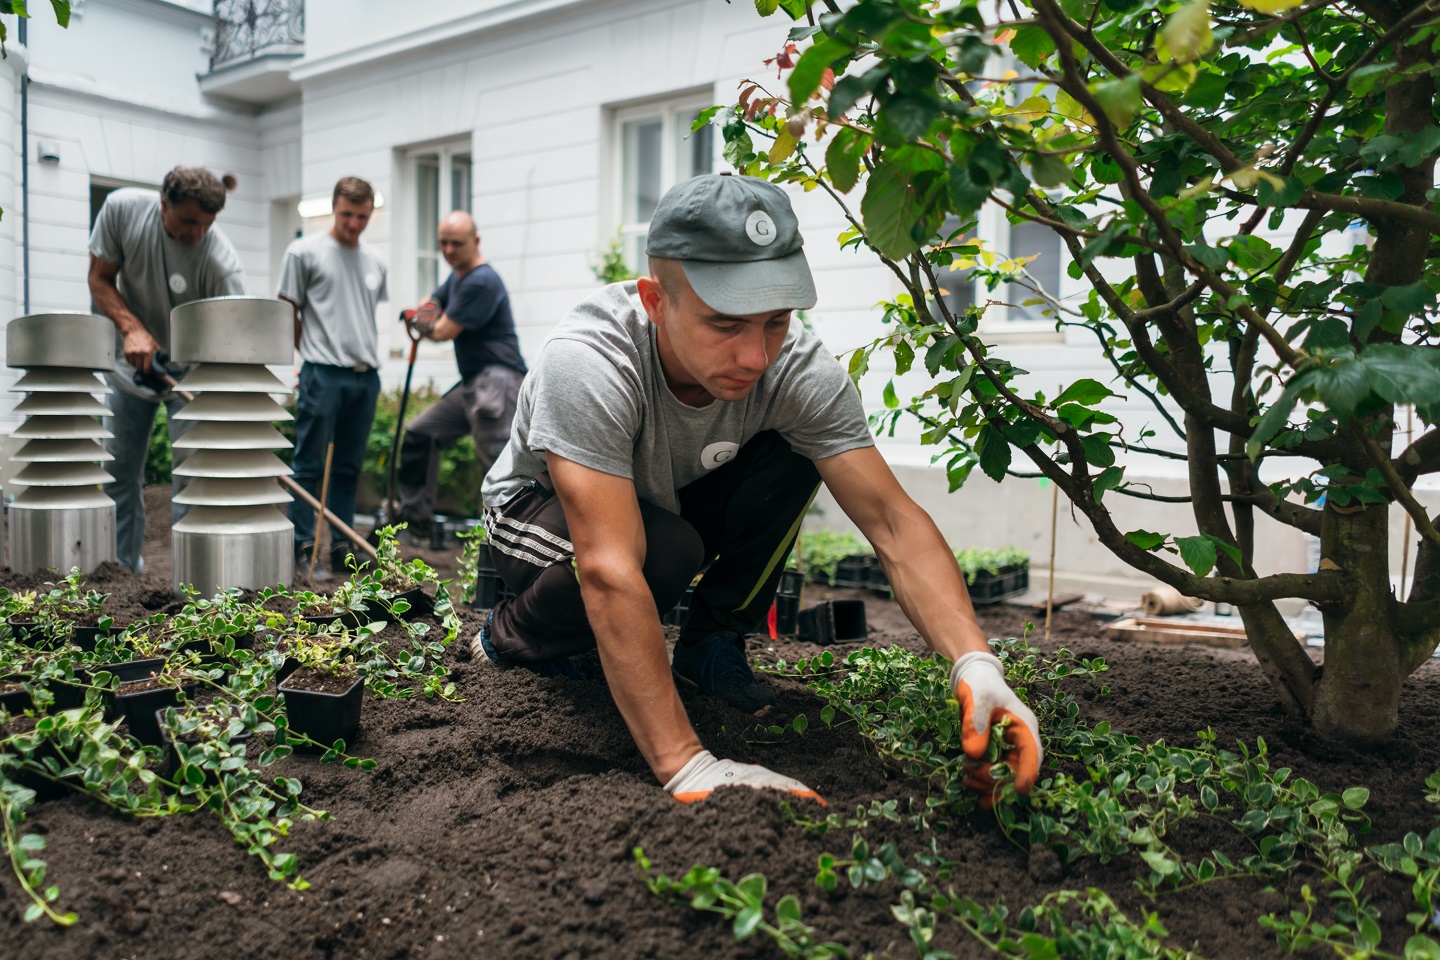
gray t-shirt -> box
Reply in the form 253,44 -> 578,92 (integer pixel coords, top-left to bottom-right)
88,188 -> 247,397
482,282 -> 874,513
277,232 -> 388,369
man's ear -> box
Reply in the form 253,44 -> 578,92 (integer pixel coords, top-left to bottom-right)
636,275 -> 666,325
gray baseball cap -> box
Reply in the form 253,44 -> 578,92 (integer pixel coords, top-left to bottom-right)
646,173 -> 817,315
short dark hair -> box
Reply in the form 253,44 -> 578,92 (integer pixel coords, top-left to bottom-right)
333,176 -> 375,208
647,257 -> 689,302
161,166 -> 235,215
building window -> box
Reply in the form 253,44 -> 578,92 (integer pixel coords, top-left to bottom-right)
613,94 -> 715,271
408,142 -> 472,296
938,206 -> 1068,327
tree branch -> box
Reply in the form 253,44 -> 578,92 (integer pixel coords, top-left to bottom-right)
1355,425 -> 1440,549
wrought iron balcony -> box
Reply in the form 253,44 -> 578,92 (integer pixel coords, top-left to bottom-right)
210,0 -> 305,71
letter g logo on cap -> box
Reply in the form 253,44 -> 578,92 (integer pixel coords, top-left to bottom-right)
745,210 -> 777,247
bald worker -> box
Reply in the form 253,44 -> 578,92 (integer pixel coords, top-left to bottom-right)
398,211 -> 527,539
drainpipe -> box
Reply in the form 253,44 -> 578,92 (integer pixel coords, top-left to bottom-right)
19,16 -> 30,314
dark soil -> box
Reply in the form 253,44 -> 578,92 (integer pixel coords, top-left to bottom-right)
3,494 -> 1439,958
282,669 -> 362,695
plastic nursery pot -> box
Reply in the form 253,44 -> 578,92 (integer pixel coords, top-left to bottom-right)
777,569 -> 805,598
96,656 -> 168,725
157,710 -> 254,783
294,608 -> 345,629
361,586 -> 428,623
967,566 -> 1030,605
797,599 -> 868,646
113,677 -> 198,749
71,623 -> 123,652
0,715 -> 69,802
773,595 -> 800,635
470,545 -> 516,611
5,617 -> 43,645
278,669 -> 363,752
0,679 -> 33,714
831,555 -> 878,590
177,632 -> 256,666
867,564 -> 892,600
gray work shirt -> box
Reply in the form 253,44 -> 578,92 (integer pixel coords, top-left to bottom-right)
277,232 -> 387,369
482,281 -> 874,514
88,188 -> 247,398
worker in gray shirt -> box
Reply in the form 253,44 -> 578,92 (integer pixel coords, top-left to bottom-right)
88,166 -> 246,573
278,176 -> 388,574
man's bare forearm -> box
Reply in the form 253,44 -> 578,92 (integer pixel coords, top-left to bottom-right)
579,569 -> 703,782
874,501 -> 990,663
88,276 -> 143,336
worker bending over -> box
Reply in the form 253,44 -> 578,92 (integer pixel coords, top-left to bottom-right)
89,166 -> 245,573
397,211 -> 526,541
476,174 -> 1041,805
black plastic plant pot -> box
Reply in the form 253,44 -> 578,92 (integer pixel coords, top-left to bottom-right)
968,567 -> 1030,605
71,624 -> 121,652
47,678 -> 89,712
777,569 -> 805,598
113,678 -> 197,748
797,599 -> 868,646
157,710 -> 254,783
278,670 -> 363,752
0,716 -> 68,802
362,586 -> 428,623
868,564 -> 893,600
832,555 -> 878,590
6,618 -> 43,645
98,657 -> 165,721
471,548 -> 516,611
0,680 -> 32,715
774,595 -> 800,635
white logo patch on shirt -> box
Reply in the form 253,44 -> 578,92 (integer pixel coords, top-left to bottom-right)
744,210 -> 777,247
700,441 -> 739,470
365,272 -> 381,292
168,274 -> 188,295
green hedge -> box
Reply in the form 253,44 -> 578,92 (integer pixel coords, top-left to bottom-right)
146,383 -> 485,518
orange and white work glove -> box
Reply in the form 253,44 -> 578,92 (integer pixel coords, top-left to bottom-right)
950,652 -> 1043,808
664,750 -> 826,805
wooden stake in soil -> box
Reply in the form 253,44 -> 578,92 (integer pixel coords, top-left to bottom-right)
308,442 -> 335,581
1045,478 -> 1059,642
1400,404 -> 1415,596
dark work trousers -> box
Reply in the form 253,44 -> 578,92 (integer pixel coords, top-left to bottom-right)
287,362 -> 381,558
398,364 -> 523,523
484,430 -> 820,664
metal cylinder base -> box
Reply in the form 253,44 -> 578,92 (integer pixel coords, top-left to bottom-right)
173,517 -> 294,595
9,502 -> 116,574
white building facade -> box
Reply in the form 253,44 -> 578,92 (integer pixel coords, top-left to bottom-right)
0,0 -> 1431,600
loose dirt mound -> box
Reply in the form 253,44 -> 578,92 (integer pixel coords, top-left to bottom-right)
3,504 -> 1437,958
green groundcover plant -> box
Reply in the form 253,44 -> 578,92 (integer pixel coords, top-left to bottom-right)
640,638 -> 1440,959
0,530 -> 462,925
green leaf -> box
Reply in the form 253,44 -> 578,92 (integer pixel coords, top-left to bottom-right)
1092,75 -> 1142,128
976,425 -> 1012,483
1256,176 -> 1303,207
1404,935 -> 1440,960
1008,25 -> 1055,68
1246,375 -> 1308,460
1091,465 -> 1124,501
1174,535 -> 1218,576
861,150 -> 944,260
1359,344 -> 1440,405
1125,529 -> 1167,550
1310,360 -> 1371,418
790,37 -> 851,104
1341,786 -> 1370,810
792,713 -> 809,734
1053,378 -> 1115,407
826,127 -> 867,193
734,906 -> 763,939
49,0 -> 69,27
776,894 -> 802,924
1379,281 -> 1437,316
1188,242 -> 1230,270
1029,153 -> 1070,188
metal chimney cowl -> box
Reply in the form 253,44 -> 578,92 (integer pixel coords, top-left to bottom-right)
169,296 -> 295,595
6,312 -> 118,574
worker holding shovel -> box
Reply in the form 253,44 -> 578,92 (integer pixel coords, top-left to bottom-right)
476,173 -> 1041,806
394,211 -> 526,543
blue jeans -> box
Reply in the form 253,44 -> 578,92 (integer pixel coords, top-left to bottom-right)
103,387 -> 193,572
287,362 -> 380,557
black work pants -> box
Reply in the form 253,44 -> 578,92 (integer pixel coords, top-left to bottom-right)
484,430 -> 820,663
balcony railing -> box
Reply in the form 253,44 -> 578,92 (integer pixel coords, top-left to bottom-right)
210,0 -> 305,70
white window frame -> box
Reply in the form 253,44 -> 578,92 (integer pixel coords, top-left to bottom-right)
404,138 -> 474,301
609,92 -> 718,274
935,203 -> 1070,340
